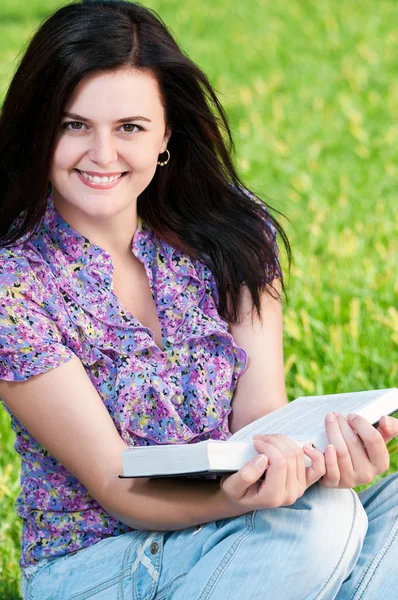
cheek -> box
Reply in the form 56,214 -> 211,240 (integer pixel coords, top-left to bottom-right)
127,146 -> 158,171
129,136 -> 165,168
51,138 -> 81,173
128,152 -> 160,195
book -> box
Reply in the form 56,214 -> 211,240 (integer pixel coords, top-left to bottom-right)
118,388 -> 398,478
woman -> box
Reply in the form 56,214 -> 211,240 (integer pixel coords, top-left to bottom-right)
0,1 -> 397,599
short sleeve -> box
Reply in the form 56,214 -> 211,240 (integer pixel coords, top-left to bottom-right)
0,257 -> 75,383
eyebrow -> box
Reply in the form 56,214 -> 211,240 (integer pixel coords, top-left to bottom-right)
63,112 -> 152,124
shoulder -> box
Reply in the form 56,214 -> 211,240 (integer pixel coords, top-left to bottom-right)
0,243 -> 27,266
0,243 -> 38,290
237,185 -> 273,214
0,242 -> 50,317
234,185 -> 278,239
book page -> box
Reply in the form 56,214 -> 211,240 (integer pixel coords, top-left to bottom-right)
229,389 -> 393,446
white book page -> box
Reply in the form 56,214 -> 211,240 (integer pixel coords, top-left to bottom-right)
229,389 -> 397,451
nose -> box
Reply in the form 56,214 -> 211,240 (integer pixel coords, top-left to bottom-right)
87,131 -> 118,167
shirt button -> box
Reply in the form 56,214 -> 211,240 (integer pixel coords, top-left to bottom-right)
150,541 -> 159,555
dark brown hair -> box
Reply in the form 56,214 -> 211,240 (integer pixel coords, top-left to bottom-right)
0,0 -> 291,321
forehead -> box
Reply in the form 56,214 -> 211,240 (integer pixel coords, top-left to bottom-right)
65,68 -> 165,121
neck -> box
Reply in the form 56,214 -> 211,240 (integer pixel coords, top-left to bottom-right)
52,194 -> 138,259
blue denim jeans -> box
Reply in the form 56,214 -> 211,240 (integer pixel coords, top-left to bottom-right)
20,472 -> 398,600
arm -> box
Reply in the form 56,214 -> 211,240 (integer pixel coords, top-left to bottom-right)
0,358 -> 242,530
0,357 -> 325,526
0,292 -> 325,530
228,278 -> 288,434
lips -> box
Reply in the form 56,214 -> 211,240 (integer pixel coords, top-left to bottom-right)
73,169 -> 128,183
74,169 -> 128,189
75,169 -> 128,178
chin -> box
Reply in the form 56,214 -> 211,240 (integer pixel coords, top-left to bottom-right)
55,191 -> 131,219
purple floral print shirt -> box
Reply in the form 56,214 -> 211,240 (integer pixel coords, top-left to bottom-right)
0,195 -> 280,568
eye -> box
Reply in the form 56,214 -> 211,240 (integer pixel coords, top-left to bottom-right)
62,121 -> 85,131
61,121 -> 143,133
121,124 -> 143,134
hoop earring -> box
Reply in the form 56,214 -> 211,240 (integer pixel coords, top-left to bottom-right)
157,148 -> 170,167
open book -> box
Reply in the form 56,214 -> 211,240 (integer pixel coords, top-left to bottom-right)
118,388 -> 398,478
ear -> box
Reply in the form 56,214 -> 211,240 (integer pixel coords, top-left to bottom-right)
161,126 -> 172,152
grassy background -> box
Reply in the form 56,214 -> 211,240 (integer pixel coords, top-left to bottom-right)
1,0 -> 397,597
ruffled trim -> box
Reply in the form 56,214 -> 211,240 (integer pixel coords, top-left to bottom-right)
114,224 -> 248,445
26,212 -> 248,445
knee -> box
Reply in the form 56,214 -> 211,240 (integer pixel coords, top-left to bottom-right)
258,484 -> 367,568
249,485 -> 368,594
297,484 -> 368,572
359,471 -> 398,516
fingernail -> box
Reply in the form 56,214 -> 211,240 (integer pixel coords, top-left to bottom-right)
383,415 -> 392,428
253,438 -> 267,446
252,454 -> 267,467
303,444 -> 315,452
347,414 -> 357,422
326,413 -> 335,423
326,444 -> 335,453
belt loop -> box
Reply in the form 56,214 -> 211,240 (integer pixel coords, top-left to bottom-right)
193,524 -> 205,536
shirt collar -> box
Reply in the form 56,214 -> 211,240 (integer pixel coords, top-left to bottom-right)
34,195 -> 148,275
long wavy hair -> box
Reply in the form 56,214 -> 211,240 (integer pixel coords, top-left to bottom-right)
0,0 -> 291,322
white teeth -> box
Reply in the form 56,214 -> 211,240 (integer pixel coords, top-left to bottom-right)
79,171 -> 123,183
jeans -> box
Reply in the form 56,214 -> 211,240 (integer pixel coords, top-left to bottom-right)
20,472 -> 398,600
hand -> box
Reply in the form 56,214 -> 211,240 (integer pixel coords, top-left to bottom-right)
220,434 -> 326,512
377,414 -> 398,444
319,413 -> 397,489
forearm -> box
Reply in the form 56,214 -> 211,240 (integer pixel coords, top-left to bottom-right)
100,476 -> 243,530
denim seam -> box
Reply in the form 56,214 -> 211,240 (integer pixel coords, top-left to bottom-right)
197,511 -> 255,600
349,509 -> 398,600
25,540 -> 123,600
357,485 -> 377,505
152,515 -> 255,600
314,489 -> 359,600
117,532 -> 137,600
68,538 -> 144,600
142,547 -> 162,600
131,532 -> 162,600
23,566 -> 43,600
131,532 -> 151,600
25,560 -> 61,600
68,572 -> 129,600
155,569 -> 193,599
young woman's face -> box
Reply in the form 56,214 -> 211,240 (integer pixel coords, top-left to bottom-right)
49,68 -> 171,222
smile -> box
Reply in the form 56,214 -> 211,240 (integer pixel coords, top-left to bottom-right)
74,169 -> 128,189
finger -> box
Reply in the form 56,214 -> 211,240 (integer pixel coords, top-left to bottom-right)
255,434 -> 305,481
253,434 -> 305,482
325,412 -> 354,475
295,443 -> 307,496
253,440 -> 289,506
377,415 -> 398,444
255,435 -> 303,501
221,453 -> 268,499
320,444 -> 341,488
335,413 -> 369,473
302,445 -> 326,486
347,414 -> 390,473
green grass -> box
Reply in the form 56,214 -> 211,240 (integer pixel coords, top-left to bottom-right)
1,0 -> 397,596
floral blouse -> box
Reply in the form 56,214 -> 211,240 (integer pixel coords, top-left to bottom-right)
0,194 -> 280,569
